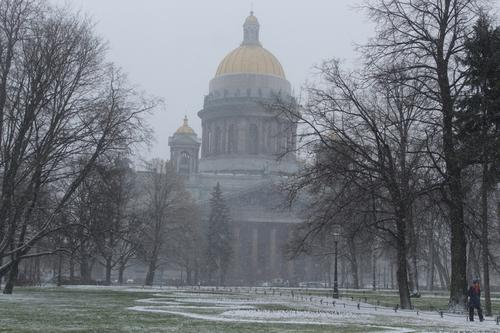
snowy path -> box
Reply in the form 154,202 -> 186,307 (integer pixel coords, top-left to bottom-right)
126,287 -> 500,332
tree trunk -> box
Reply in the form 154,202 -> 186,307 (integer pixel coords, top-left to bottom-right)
467,242 -> 476,283
3,259 -> 19,294
118,261 -> 126,285
372,249 -> 376,291
105,257 -> 112,285
80,256 -> 91,284
391,260 -> 394,290
396,214 -> 411,309
347,236 -> 359,289
69,255 -> 75,282
145,259 -> 157,286
0,257 -> 3,289
481,162 -> 492,316
186,267 -> 192,286
437,47 -> 467,308
407,209 -> 419,294
194,265 -> 199,286
448,169 -> 467,309
428,241 -> 435,291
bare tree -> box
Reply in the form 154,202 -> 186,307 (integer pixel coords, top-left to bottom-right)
137,160 -> 193,286
277,60 -> 430,308
165,203 -> 201,285
363,0 -> 489,309
91,157 -> 139,285
0,0 -> 155,293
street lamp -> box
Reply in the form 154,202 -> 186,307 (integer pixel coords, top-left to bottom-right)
332,224 -> 340,299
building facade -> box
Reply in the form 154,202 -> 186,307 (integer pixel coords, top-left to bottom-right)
169,12 -> 312,285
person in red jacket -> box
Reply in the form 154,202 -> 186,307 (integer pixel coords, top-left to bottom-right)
468,279 -> 484,322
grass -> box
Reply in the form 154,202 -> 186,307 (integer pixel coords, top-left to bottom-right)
0,287 -> 382,333
2,286 -> 495,332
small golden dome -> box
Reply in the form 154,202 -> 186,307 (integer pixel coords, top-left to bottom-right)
215,45 -> 285,78
175,116 -> 195,134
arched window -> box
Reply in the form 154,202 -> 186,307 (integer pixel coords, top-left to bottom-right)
180,151 -> 190,165
178,151 -> 191,175
228,124 -> 238,153
248,124 -> 259,154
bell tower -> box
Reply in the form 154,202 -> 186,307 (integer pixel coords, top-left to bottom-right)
168,116 -> 200,177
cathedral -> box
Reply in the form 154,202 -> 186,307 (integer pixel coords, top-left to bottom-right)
168,12 -> 308,285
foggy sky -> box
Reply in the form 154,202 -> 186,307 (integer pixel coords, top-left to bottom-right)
51,0 -> 374,161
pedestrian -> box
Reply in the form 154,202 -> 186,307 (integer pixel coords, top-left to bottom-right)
468,279 -> 484,322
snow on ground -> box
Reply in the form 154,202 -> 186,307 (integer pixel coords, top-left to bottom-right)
127,287 -> 500,332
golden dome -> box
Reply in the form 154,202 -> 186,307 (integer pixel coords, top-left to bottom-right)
175,116 -> 195,134
216,45 -> 285,78
215,12 -> 286,79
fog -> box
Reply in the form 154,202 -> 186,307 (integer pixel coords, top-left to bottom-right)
51,0 -> 373,160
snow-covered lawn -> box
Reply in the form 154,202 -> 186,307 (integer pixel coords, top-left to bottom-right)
127,287 -> 500,332
0,285 -> 499,332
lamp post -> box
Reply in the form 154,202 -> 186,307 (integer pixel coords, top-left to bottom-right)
332,224 -> 340,299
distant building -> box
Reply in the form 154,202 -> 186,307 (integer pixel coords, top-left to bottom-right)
168,12 -> 311,285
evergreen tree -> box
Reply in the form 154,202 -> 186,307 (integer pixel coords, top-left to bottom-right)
458,14 -> 500,316
458,15 -> 500,153
206,183 -> 232,286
